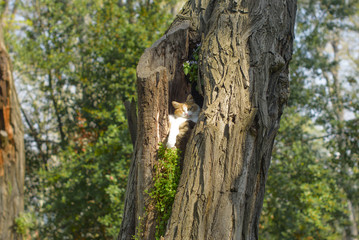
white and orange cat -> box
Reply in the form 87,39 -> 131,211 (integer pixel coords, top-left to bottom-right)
167,94 -> 200,148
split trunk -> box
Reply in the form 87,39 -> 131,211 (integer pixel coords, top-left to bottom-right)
119,0 -> 297,239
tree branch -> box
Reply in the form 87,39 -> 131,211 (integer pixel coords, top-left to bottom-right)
124,98 -> 137,147
48,70 -> 66,148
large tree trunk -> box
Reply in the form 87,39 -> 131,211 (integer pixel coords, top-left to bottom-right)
0,25 -> 25,240
119,0 -> 297,239
119,22 -> 193,240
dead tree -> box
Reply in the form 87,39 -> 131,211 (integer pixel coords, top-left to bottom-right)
119,0 -> 297,239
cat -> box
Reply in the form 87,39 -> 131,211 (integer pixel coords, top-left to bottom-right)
166,94 -> 200,149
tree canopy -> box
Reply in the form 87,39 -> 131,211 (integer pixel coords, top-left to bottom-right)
260,0 -> 359,239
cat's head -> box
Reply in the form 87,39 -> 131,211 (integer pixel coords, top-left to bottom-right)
172,95 -> 200,118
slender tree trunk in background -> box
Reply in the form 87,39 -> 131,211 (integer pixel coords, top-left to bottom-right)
47,71 -> 66,148
0,24 -> 25,240
327,38 -> 358,240
119,0 -> 297,239
348,199 -> 358,240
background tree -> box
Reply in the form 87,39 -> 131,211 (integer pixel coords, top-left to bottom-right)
8,0 -> 182,239
119,0 -> 297,239
260,0 -> 359,239
0,0 -> 25,239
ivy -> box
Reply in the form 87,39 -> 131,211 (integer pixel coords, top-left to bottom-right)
148,143 -> 181,239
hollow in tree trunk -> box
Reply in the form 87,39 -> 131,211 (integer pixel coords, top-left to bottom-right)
119,0 -> 297,239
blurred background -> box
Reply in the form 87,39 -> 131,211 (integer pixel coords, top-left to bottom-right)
1,0 -> 358,239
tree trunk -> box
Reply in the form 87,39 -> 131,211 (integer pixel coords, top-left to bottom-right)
119,0 -> 297,239
347,199 -> 358,240
0,25 -> 25,240
119,22 -> 192,240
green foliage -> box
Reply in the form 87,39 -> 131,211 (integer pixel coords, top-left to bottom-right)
183,60 -> 198,83
148,143 -> 181,239
14,212 -> 36,236
132,215 -> 145,240
183,45 -> 200,83
260,108 -> 347,239
261,0 -> 359,238
5,0 -> 180,239
3,0 -> 357,238
40,123 -> 132,239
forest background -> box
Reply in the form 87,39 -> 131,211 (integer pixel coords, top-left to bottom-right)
1,0 -> 358,239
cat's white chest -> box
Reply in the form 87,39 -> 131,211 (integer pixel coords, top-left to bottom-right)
167,115 -> 187,148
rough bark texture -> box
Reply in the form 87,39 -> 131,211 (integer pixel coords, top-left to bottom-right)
119,23 -> 192,240
119,0 -> 296,239
0,27 -> 25,240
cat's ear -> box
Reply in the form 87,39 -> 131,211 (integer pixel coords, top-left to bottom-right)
186,94 -> 194,103
172,101 -> 181,109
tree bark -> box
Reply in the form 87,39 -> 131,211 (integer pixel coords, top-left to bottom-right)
119,22 -> 192,240
347,199 -> 358,240
119,0 -> 296,239
0,25 -> 25,240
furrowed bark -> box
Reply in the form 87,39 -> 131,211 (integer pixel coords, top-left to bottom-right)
119,0 -> 297,239
0,25 -> 25,240
119,22 -> 192,240
165,1 -> 296,239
